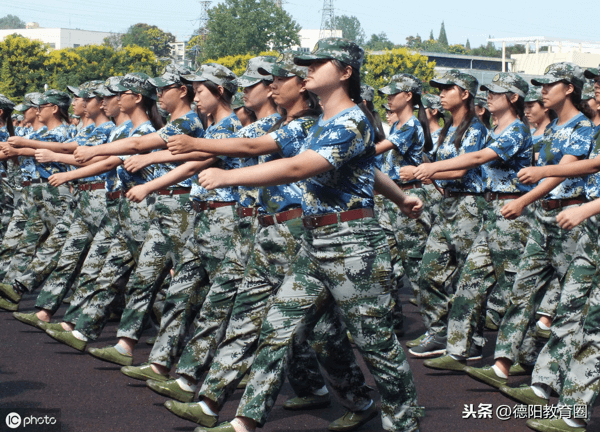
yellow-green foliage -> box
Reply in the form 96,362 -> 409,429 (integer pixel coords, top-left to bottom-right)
0,34 -> 48,102
203,51 -> 278,77
363,48 -> 436,119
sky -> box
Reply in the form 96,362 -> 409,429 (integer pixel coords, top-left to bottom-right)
2,0 -> 599,49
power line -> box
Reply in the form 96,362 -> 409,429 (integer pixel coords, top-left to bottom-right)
319,0 -> 335,40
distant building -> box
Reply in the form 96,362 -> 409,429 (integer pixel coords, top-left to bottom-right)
0,27 -> 116,50
169,42 -> 186,65
293,29 -> 342,53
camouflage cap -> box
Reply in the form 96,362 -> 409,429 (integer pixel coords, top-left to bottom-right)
481,72 -> 528,98
93,84 -> 116,98
67,82 -> 90,98
110,73 -> 157,100
584,67 -> 599,79
531,62 -> 585,90
383,103 -> 391,111
582,81 -> 596,100
422,93 -> 443,111
11,113 -> 17,120
182,63 -> 238,94
104,76 -> 125,93
81,80 -> 105,99
294,37 -> 364,71
474,90 -> 488,109
15,92 -> 43,111
0,95 -> 16,111
258,51 -> 308,79
430,69 -> 479,96
149,64 -> 193,88
360,84 -> 375,103
38,90 -> 72,110
524,86 -> 543,103
17,114 -> 23,121
236,56 -> 277,88
231,92 -> 245,109
379,73 -> 422,96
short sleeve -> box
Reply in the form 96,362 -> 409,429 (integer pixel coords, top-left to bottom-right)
309,122 -> 365,169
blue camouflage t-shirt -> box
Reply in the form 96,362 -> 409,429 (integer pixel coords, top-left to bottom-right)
78,121 -> 116,183
537,112 -> 594,200
35,124 -> 72,178
583,129 -> 600,201
435,118 -> 488,193
484,119 -> 533,193
301,105 -> 375,216
0,126 -> 8,176
153,110 -> 205,189
117,121 -> 157,191
104,120 -> 133,193
234,113 -> 281,207
191,113 -> 241,203
425,128 -> 442,162
19,126 -> 47,181
382,115 -> 424,184
258,116 -> 317,214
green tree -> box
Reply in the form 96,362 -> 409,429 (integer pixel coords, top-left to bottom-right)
438,21 -> 448,46
203,50 -> 278,77
186,34 -> 207,68
364,32 -> 395,51
103,33 -> 122,50
121,23 -> 176,57
0,14 -> 25,30
428,30 -> 434,41
363,48 -> 436,118
405,34 -> 422,49
0,35 -> 48,102
203,0 -> 300,59
448,44 -> 467,55
329,15 -> 365,45
466,39 -> 471,50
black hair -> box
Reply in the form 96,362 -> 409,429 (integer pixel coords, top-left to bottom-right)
505,93 -> 529,128
476,106 -> 492,130
413,93 -> 434,154
331,59 -> 386,143
0,107 -> 15,137
234,106 -> 257,123
142,96 -> 166,130
362,99 -> 385,143
202,80 -> 235,106
566,83 -> 591,119
57,106 -> 71,125
437,87 -> 478,150
581,98 -> 597,120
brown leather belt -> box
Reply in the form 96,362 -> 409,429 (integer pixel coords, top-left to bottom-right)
258,208 -> 303,227
484,192 -> 525,202
192,201 -> 236,212
237,206 -> 258,218
303,208 -> 375,229
443,190 -> 481,198
0,173 -> 6,178
106,190 -> 123,200
22,180 -> 31,187
155,187 -> 191,196
396,181 -> 422,190
541,198 -> 586,211
29,178 -> 48,184
78,182 -> 105,191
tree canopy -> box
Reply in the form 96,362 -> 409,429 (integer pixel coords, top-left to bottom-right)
203,0 -> 300,59
364,33 -> 394,51
121,23 -> 176,57
0,14 -> 25,30
329,15 -> 365,45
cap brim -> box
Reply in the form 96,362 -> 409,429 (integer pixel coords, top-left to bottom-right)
480,83 -> 508,94
236,76 -> 262,88
293,53 -> 331,66
584,69 -> 599,79
181,73 -> 205,83
530,77 -> 563,86
257,65 -> 274,76
149,77 -> 176,88
378,86 -> 396,95
429,78 -> 455,89
14,103 -> 31,111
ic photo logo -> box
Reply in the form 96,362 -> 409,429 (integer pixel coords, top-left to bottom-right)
5,412 -> 21,429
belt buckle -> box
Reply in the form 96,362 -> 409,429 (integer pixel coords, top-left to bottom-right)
541,200 -> 550,211
484,192 -> 493,202
443,189 -> 451,198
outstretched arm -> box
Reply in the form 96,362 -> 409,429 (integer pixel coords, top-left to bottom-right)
374,169 -> 423,218
47,156 -> 123,187
557,199 -> 600,230
197,149 -> 331,190
73,133 -> 166,163
168,134 -> 279,157
123,150 -> 212,173
414,148 -> 498,180
518,156 -> 600,184
8,136 -> 78,153
35,149 -> 108,168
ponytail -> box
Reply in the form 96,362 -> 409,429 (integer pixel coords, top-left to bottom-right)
142,96 -> 165,131
413,93 -> 433,153
438,91 -> 477,151
1,108 -> 15,137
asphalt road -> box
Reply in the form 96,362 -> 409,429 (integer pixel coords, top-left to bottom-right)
1,289 -> 598,432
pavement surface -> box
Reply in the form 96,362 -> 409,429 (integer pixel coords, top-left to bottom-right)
1,289 -> 598,432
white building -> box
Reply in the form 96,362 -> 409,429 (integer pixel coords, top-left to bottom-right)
489,37 -> 600,75
293,29 -> 342,53
169,42 -> 186,65
0,27 -> 116,50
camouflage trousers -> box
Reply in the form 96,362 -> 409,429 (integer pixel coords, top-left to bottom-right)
175,210 -> 259,377
198,216 -> 372,413
423,182 -> 443,226
235,217 -> 421,432
116,193 -> 194,341
531,215 -> 600,395
0,176 -> 14,241
446,198 -> 531,357
0,186 -> 32,271
147,204 -> 238,369
19,188 -> 105,314
495,204 -> 582,365
0,183 -> 73,283
71,198 -> 150,339
558,241 -> 600,422
418,195 -> 485,336
375,195 -> 405,330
